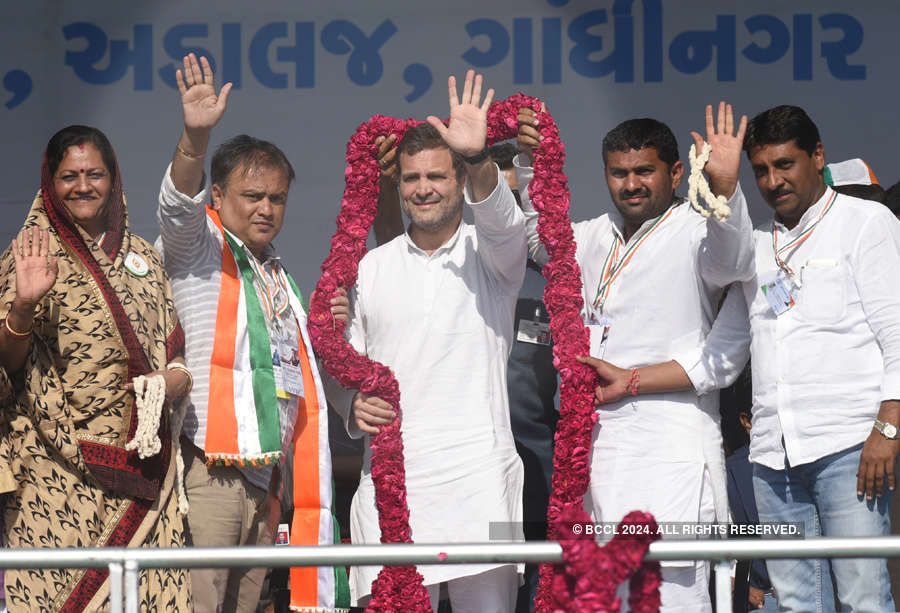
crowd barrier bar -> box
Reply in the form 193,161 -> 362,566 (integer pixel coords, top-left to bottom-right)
4,537 -> 900,613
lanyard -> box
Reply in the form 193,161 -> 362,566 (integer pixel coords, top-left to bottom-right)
248,257 -> 292,322
772,190 -> 836,278
226,227 -> 291,323
593,203 -> 679,312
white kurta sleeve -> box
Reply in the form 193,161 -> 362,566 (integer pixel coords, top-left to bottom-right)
512,153 -> 550,267
673,284 -> 751,394
321,278 -> 368,439
465,163 -> 528,293
696,183 -> 756,288
851,210 -> 900,401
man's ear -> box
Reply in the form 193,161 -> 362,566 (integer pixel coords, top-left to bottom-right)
812,141 -> 825,174
210,184 -> 223,210
670,160 -> 685,191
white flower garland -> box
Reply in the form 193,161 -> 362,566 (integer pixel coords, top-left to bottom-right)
126,374 -> 165,459
169,398 -> 190,515
688,142 -> 731,221
165,362 -> 191,515
126,371 -> 191,515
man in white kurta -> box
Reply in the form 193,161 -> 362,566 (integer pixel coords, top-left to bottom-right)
326,72 -> 527,611
515,105 -> 755,611
687,118 -> 900,611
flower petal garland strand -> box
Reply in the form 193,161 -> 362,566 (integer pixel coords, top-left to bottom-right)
308,113 -> 432,613
509,97 -> 662,612
549,509 -> 661,613
308,95 -> 661,612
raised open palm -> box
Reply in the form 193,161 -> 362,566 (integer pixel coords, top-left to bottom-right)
177,53 -> 232,134
690,101 -> 747,196
427,70 -> 494,157
12,227 -> 58,307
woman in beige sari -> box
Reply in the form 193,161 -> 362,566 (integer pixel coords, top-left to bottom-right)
0,126 -> 192,612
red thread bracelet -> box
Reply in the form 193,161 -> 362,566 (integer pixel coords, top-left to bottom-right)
627,368 -> 640,396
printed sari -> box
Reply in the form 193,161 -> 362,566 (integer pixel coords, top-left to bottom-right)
0,152 -> 191,612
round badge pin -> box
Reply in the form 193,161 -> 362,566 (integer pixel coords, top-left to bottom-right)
124,252 -> 149,277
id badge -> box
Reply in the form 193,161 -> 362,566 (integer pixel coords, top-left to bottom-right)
275,523 -> 290,546
517,319 -> 551,345
762,272 -> 796,316
588,318 -> 612,359
275,339 -> 305,398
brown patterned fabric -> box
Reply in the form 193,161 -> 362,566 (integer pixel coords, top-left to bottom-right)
0,172 -> 191,611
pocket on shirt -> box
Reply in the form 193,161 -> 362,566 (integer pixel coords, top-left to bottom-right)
798,259 -> 846,323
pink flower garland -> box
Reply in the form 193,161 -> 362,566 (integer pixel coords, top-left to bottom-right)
308,95 -> 661,612
549,509 -> 661,613
509,97 -> 662,613
308,113 -> 432,613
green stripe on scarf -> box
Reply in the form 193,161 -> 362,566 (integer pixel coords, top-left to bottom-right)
223,232 -> 282,453
285,274 -> 307,312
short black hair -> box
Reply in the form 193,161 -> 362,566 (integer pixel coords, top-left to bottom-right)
397,123 -> 465,179
884,181 -> 900,217
46,125 -> 117,178
743,105 -> 821,157
832,184 -> 886,203
602,118 -> 679,168
488,142 -> 520,170
210,135 -> 295,193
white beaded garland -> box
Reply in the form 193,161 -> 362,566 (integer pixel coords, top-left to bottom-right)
688,142 -> 732,222
125,371 -> 190,515
125,374 -> 165,459
169,399 -> 190,515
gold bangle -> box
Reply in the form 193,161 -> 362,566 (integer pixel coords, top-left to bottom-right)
4,317 -> 32,339
166,362 -> 193,394
176,143 -> 205,159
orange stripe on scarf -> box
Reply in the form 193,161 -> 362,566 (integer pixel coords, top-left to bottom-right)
289,334 -> 322,607
205,208 -> 240,455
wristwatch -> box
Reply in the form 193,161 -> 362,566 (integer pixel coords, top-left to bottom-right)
873,419 -> 900,440
462,147 -> 490,165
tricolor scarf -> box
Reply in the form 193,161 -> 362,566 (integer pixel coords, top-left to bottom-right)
205,209 -> 349,612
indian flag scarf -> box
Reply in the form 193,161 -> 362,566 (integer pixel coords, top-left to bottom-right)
205,208 -> 350,612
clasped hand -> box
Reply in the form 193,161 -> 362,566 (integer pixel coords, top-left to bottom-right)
352,392 -> 397,435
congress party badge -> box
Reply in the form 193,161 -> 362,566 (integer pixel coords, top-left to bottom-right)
124,252 -> 149,277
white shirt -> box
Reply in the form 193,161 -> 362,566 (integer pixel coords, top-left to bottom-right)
325,165 -> 527,599
698,188 -> 900,469
514,155 -> 755,535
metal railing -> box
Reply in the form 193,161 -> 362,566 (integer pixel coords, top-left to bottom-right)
2,537 -> 899,613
